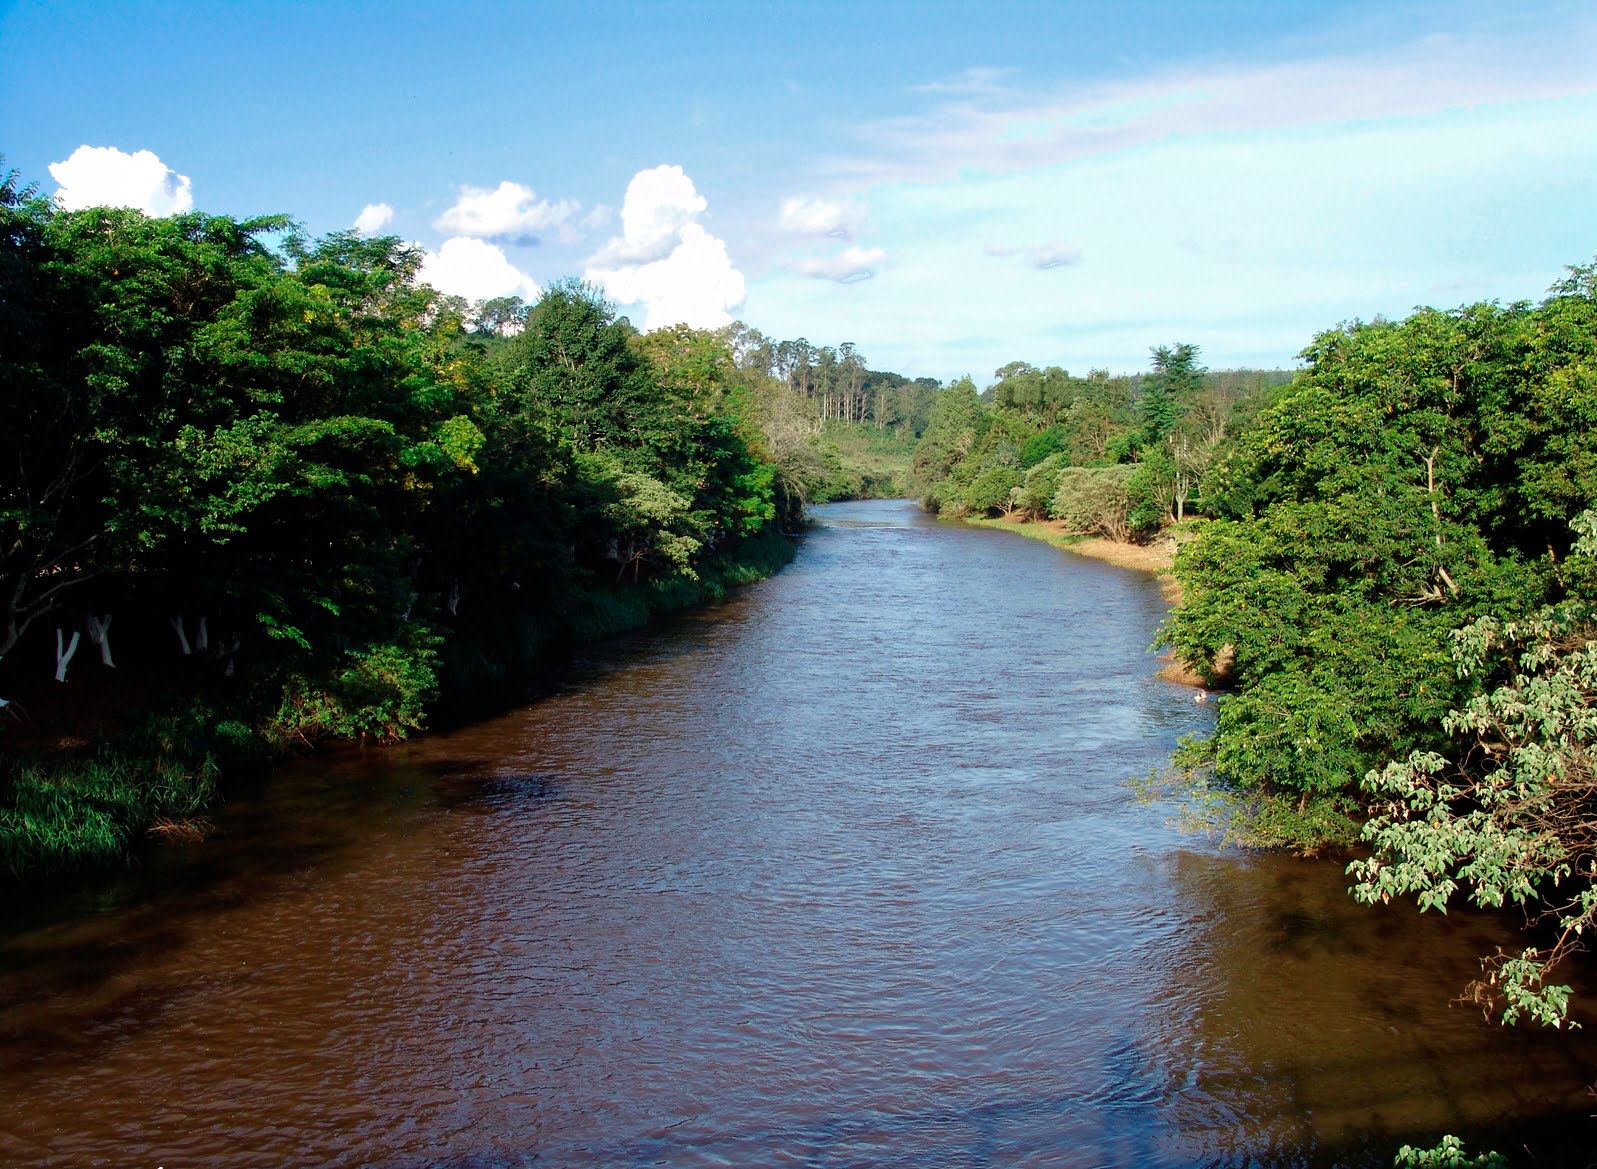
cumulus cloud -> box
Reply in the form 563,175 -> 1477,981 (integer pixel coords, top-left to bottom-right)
418,237 -> 539,303
48,145 -> 193,215
585,166 -> 745,330
589,165 -> 709,267
984,240 -> 1083,269
779,195 -> 860,238
353,202 -> 395,235
434,180 -> 585,245
790,245 -> 887,283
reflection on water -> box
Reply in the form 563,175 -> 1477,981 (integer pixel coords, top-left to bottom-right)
0,499 -> 1593,1167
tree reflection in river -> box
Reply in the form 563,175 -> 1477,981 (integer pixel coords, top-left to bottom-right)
2,500 -> 1596,1168
1144,847 -> 1597,1165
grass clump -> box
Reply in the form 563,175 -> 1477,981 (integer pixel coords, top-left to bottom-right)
0,712 -> 222,876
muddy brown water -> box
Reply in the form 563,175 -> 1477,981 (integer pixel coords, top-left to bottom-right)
2,499 -> 1595,1168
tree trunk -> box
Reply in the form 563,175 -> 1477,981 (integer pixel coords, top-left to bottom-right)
170,615 -> 192,655
55,628 -> 80,682
85,613 -> 114,667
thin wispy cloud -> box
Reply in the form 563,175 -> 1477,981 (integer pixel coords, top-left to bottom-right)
742,16 -> 1596,380
822,28 -> 1597,184
790,245 -> 886,283
984,241 -> 1083,270
910,66 -> 1016,96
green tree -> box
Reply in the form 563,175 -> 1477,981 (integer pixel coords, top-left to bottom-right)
912,376 -> 987,510
1152,271 -> 1596,851
1137,343 -> 1203,443
1349,511 -> 1597,1027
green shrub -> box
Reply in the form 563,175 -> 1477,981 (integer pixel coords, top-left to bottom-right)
263,626 -> 442,746
959,465 -> 1023,516
1016,453 -> 1067,518
1394,1135 -> 1506,1168
1051,464 -> 1137,540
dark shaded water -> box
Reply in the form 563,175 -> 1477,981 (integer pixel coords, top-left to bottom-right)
3,500 -> 1595,1167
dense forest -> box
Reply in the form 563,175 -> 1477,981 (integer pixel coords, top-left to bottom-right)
0,168 -> 924,878
908,347 -> 1292,531
908,266 -> 1597,1027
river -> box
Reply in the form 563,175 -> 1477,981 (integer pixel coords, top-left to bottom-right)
2,499 -> 1594,1167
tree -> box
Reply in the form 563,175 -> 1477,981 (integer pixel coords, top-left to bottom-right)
0,199 -> 294,671
911,377 -> 986,509
472,294 -> 526,337
511,279 -> 651,454
1137,343 -> 1203,443
1152,271 -> 1597,851
1349,511 -> 1597,1028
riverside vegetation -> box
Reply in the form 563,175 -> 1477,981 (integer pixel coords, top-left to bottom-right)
7,151 -> 1597,1045
910,262 -> 1597,1033
0,165 -> 934,878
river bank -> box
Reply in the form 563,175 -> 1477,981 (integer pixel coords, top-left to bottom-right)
0,529 -> 797,881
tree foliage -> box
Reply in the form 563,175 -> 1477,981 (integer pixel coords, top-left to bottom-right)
0,174 -> 811,875
1153,268 -> 1597,852
1349,511 -> 1597,1027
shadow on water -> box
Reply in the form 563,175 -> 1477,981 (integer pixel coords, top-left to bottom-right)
3,501 -> 1597,1168
0,745 -> 579,1073
407,1090 -> 1597,1169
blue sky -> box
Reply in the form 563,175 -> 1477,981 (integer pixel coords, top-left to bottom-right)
3,0 -> 1593,382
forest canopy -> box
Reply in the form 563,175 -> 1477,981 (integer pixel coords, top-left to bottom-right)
0,165 -> 922,874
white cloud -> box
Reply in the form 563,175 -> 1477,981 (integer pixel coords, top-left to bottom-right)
417,237 -> 539,303
779,195 -> 859,238
910,66 -> 1015,96
590,165 -> 709,267
823,26 -> 1597,185
579,204 -> 614,232
790,245 -> 886,283
984,240 -> 1083,269
48,145 -> 193,215
585,166 -> 745,329
434,180 -> 584,244
353,202 -> 394,235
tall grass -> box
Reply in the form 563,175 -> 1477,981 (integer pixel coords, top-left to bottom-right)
0,713 -> 222,876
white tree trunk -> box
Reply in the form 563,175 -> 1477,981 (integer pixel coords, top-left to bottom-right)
85,613 -> 114,668
55,628 -> 81,682
195,615 -> 209,653
170,615 -> 192,655
446,578 -> 461,617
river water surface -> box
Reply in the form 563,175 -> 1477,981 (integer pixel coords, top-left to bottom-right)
3,499 -> 1596,1167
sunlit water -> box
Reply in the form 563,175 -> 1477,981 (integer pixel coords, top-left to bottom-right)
3,500 -> 1594,1167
